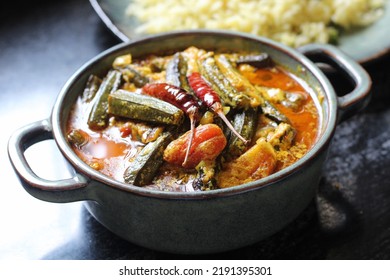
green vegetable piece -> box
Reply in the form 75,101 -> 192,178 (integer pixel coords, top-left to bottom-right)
82,74 -> 102,102
124,132 -> 173,186
226,107 -> 258,159
67,129 -> 89,149
88,70 -> 122,130
122,66 -> 150,87
166,52 -> 191,91
235,53 -> 274,68
215,54 -> 290,124
215,54 -> 263,107
200,56 -> 251,108
262,99 -> 290,124
108,89 -> 184,125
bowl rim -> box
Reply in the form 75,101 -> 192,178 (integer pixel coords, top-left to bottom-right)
52,29 -> 338,199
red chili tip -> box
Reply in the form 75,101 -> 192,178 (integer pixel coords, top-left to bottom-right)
216,111 -> 248,145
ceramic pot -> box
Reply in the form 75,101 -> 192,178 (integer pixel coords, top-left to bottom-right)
8,31 -> 371,254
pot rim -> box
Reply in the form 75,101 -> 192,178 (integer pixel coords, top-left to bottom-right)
52,30 -> 337,199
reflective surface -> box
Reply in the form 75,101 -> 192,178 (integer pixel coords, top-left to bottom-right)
1,0 -> 390,260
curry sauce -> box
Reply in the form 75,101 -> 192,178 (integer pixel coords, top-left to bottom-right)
67,47 -> 320,192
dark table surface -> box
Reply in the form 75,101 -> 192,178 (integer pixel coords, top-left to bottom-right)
1,0 -> 390,260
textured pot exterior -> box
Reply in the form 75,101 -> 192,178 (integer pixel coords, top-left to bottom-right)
84,150 -> 327,254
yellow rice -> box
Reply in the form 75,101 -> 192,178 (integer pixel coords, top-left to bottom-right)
126,0 -> 384,47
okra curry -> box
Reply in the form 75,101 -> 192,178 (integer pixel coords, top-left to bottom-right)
67,47 -> 320,192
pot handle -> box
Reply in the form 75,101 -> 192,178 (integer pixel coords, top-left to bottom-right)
298,44 -> 372,122
7,119 -> 90,203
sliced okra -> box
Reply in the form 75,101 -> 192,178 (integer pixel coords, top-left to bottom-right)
215,54 -> 263,107
124,132 -> 173,186
88,70 -> 122,130
200,56 -> 251,108
166,52 -> 191,92
108,89 -> 184,125
82,75 -> 102,102
235,53 -> 274,68
225,107 -> 258,159
215,54 -> 290,124
120,65 -> 150,88
67,129 -> 89,149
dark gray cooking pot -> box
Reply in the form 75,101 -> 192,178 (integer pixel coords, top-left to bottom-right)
8,30 -> 371,254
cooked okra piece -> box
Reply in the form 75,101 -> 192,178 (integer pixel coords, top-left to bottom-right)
88,70 -> 122,130
166,52 -> 191,92
108,89 -> 184,125
120,66 -> 150,87
67,129 -> 89,148
225,107 -> 258,160
124,132 -> 173,186
82,75 -> 102,102
214,54 -> 263,107
215,54 -> 290,124
200,56 -> 251,108
261,99 -> 290,124
235,53 -> 274,68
